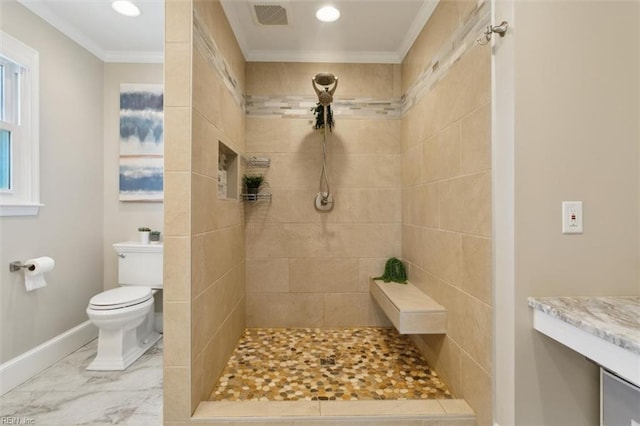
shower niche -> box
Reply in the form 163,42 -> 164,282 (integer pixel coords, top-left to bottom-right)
218,141 -> 238,200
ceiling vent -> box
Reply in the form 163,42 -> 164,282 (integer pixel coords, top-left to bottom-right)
251,1 -> 290,26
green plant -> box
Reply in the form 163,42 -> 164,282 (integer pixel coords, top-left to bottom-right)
374,257 -> 408,284
311,103 -> 334,131
138,227 -> 151,232
243,174 -> 265,189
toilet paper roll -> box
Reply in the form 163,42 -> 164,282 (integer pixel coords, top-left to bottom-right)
24,257 -> 55,292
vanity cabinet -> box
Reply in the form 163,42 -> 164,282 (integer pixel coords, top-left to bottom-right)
601,368 -> 640,426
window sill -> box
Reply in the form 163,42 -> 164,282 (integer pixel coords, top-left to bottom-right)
0,203 -> 43,217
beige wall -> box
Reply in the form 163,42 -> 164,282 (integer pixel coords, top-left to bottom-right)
163,0 -> 246,421
244,63 -> 401,328
0,1 -> 104,362
401,1 -> 492,425
498,2 -> 640,425
103,63 -> 163,292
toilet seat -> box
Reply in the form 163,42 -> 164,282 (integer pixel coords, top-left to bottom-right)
89,287 -> 152,310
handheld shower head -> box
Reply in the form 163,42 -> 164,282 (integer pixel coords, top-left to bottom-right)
312,73 -> 338,106
313,73 -> 336,86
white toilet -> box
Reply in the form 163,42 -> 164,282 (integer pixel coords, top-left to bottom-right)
86,242 -> 163,371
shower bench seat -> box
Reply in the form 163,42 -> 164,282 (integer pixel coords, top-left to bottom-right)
370,278 -> 447,335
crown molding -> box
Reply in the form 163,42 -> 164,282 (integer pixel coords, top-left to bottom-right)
102,50 -> 164,63
245,50 -> 403,64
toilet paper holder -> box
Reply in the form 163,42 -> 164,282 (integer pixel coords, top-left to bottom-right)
9,261 -> 35,272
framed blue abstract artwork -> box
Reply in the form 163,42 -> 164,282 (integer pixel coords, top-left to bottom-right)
119,84 -> 163,202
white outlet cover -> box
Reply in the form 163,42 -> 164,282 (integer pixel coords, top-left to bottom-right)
562,201 -> 583,234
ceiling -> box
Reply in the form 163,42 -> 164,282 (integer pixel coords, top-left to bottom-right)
17,0 -> 437,64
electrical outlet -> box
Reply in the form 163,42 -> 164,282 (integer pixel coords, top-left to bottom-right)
562,201 -> 583,234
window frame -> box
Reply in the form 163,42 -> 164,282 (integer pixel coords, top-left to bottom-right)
0,31 -> 40,216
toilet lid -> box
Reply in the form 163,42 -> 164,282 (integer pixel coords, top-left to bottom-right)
89,287 -> 152,310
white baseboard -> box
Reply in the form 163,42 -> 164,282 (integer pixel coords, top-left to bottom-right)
0,320 -> 98,396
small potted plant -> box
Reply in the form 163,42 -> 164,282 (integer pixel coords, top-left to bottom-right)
243,174 -> 265,195
150,230 -> 161,242
138,227 -> 151,244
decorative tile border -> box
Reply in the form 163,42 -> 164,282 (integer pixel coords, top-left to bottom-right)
245,95 -> 401,119
193,9 -> 245,110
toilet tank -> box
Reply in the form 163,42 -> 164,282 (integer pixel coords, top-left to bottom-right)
113,242 -> 163,289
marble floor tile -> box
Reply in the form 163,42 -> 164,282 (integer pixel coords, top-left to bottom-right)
0,338 -> 163,425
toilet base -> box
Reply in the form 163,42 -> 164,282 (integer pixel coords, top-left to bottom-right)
87,331 -> 161,371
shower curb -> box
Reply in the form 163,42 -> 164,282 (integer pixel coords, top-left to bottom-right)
192,399 -> 475,424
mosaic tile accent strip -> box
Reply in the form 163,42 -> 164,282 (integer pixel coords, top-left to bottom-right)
402,0 -> 490,114
194,9 -> 245,110
246,96 -> 402,120
209,328 -> 453,402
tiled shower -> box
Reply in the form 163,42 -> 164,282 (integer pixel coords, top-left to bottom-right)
163,0 -> 492,424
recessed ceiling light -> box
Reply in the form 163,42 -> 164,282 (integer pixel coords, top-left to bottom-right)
112,1 -> 141,17
316,5 -> 340,23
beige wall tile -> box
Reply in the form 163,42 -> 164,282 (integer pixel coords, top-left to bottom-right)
246,117 -> 290,153
422,123 -> 461,183
204,228 -> 231,290
407,264 -> 447,306
285,223 -> 332,257
246,63 -> 396,98
402,225 -> 426,270
246,257 -> 289,293
246,293 -> 324,327
191,289 -> 209,359
461,235 -> 492,305
324,293 -> 370,326
164,366 -> 191,421
164,302 -> 190,367
165,107 -> 191,172
336,189 -> 402,223
461,353 -> 492,426
459,294 -> 492,373
329,119 -> 401,155
288,189 -> 330,223
423,228 -> 461,285
439,172 -> 491,237
461,103 -> 491,174
192,47 -> 221,128
164,236 -> 191,302
245,223 -> 289,258
402,144 -> 423,187
191,352 -> 204,411
408,183 -> 439,228
191,173 -> 217,235
290,258 -> 359,293
411,334 -> 462,397
331,154 -> 401,189
165,0 -> 191,43
192,110 -> 219,179
165,42 -> 191,107
203,300 -> 245,400
164,172 -> 190,236
328,223 -> 401,259
436,44 -> 491,130
358,258 -> 388,291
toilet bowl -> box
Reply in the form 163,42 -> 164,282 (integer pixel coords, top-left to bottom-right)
86,242 -> 163,371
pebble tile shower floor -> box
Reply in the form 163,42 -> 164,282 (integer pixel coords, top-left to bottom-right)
209,327 -> 452,402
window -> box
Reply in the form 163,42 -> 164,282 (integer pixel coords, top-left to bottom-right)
0,32 -> 40,216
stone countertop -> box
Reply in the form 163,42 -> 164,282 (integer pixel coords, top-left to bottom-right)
528,296 -> 640,356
